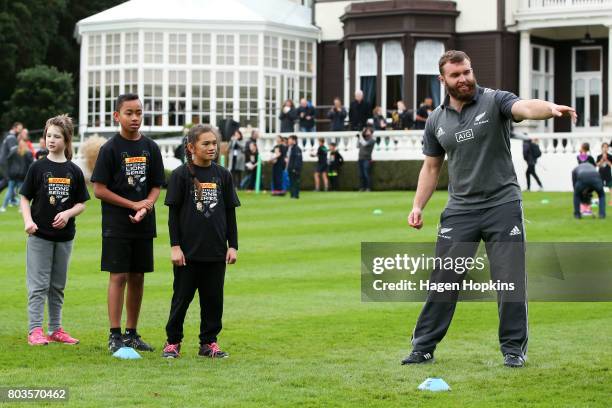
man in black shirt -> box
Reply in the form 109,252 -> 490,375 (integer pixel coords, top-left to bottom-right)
414,97 -> 433,130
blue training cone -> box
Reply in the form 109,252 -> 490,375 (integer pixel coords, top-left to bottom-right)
418,378 -> 451,392
113,347 -> 142,360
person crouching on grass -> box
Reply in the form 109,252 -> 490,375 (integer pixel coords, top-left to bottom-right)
20,115 -> 90,345
91,93 -> 166,353
162,124 -> 240,359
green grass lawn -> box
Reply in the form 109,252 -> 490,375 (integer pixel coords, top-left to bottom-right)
0,190 -> 610,407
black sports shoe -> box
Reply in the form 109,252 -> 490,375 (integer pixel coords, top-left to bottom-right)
504,353 -> 525,368
123,333 -> 155,352
108,333 -> 124,353
198,342 -> 228,358
401,351 -> 434,365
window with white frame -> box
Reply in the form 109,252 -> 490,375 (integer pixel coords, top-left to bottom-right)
104,70 -> 120,126
144,32 -> 163,64
217,35 -> 235,65
87,71 -> 101,127
299,41 -> 314,73
192,33 -> 211,65
299,77 -> 313,103
105,33 -> 120,65
356,42 -> 377,107
124,69 -> 138,94
216,71 -> 234,124
282,39 -> 296,70
169,33 -> 187,64
124,32 -> 139,64
239,71 -> 258,127
239,34 -> 259,66
264,36 -> 278,68
383,41 -> 404,111
88,34 -> 102,66
191,70 -> 211,125
265,75 -> 278,133
414,40 -> 444,108
531,45 -> 554,131
168,70 -> 186,126
143,69 -> 163,126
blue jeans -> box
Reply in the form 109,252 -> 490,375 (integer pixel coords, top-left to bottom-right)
574,179 -> 606,218
2,179 -> 22,208
358,160 -> 371,190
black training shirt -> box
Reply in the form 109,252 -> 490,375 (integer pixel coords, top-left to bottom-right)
20,158 -> 90,242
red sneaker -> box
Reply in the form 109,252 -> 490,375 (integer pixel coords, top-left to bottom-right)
47,328 -> 79,345
162,342 -> 181,358
28,327 -> 49,346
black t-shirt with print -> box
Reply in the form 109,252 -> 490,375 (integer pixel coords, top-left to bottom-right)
165,162 -> 240,262
90,133 -> 165,238
20,158 -> 90,242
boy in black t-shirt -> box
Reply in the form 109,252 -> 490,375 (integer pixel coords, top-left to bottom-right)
162,124 -> 240,359
327,142 -> 344,191
91,94 -> 165,353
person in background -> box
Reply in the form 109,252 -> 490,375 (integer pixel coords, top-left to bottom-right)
414,97 -> 434,130
523,138 -> 543,191
285,135 -> 303,199
245,129 -> 259,153
372,106 -> 387,131
0,122 -> 23,193
596,142 -> 611,189
242,142 -> 260,191
297,98 -> 316,133
327,142 -> 344,191
392,101 -> 414,130
349,90 -> 372,131
572,161 -> 605,219
1,134 -> 33,211
35,136 -> 49,161
328,97 -> 347,131
269,135 -> 287,196
577,142 -> 596,165
20,128 -> 36,157
228,130 -> 245,188
357,127 -> 375,192
310,137 -> 329,192
279,99 -> 297,133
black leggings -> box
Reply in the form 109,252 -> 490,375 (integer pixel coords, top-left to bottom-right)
165,261 -> 225,345
525,164 -> 542,190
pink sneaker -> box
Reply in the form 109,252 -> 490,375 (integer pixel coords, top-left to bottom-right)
28,327 -> 49,346
47,328 -> 79,345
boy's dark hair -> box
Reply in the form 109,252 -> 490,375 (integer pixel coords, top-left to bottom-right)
438,50 -> 471,75
581,142 -> 590,152
289,135 -> 298,142
115,93 -> 141,112
329,142 -> 337,147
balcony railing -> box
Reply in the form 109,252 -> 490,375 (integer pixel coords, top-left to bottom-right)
521,0 -> 612,9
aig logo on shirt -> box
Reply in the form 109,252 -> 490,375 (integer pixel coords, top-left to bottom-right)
455,129 -> 474,143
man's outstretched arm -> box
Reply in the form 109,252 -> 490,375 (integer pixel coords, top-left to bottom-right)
511,99 -> 577,123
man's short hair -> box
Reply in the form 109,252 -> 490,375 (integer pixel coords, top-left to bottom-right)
12,122 -> 23,130
115,93 -> 141,112
289,135 -> 298,142
438,50 -> 471,75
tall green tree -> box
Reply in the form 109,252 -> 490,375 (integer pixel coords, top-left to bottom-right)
2,65 -> 74,130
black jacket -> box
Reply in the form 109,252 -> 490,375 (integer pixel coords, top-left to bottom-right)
327,107 -> 347,131
297,105 -> 316,130
7,147 -> 33,181
349,100 -> 371,130
279,108 -> 297,133
286,145 -> 303,173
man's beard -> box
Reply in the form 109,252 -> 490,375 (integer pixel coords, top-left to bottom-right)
446,77 -> 477,102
